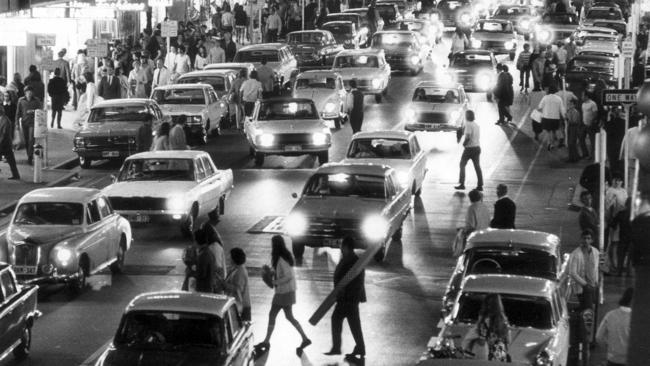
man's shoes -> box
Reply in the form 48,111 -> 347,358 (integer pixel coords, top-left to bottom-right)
344,353 -> 366,362
324,349 -> 342,356
254,342 -> 270,356
475,186 -> 483,192
454,184 -> 465,190
495,121 -> 503,125
57,126 -> 62,129
299,339 -> 312,349
8,176 -> 20,180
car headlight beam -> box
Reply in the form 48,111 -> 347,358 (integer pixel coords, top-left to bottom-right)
167,195 -> 186,212
396,171 -> 410,188
410,55 -> 420,65
476,72 -> 492,91
450,110 -> 460,121
324,102 -> 337,113
285,213 -> 308,236
362,215 -> 389,242
504,41 -> 514,50
405,108 -> 416,121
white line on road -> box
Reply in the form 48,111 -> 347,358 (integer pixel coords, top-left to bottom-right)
513,140 -> 544,202
485,105 -> 533,180
79,339 -> 112,366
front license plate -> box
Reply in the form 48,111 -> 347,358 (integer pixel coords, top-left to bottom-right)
324,238 -> 343,247
102,151 -> 120,158
13,266 -> 37,275
426,124 -> 441,129
130,214 -> 150,223
284,145 -> 302,152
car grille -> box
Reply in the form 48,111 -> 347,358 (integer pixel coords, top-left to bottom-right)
481,40 -> 505,49
305,217 -> 361,237
274,133 -> 314,144
109,197 -> 167,211
85,136 -> 133,148
456,74 -> 475,90
171,116 -> 188,124
416,112 -> 448,123
13,244 -> 40,266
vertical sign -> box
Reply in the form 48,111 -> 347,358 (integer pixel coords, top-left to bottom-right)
161,20 -> 178,38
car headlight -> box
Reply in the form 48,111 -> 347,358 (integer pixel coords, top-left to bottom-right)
410,55 -> 420,64
128,136 -> 136,144
312,132 -> 328,145
449,110 -> 460,121
359,27 -> 369,35
362,215 -> 389,242
396,171 -> 410,187
324,102 -> 337,113
187,115 -> 203,125
504,41 -> 514,50
285,212 -> 307,236
476,72 -> 492,90
405,108 -> 416,121
167,195 -> 186,212
258,133 -> 275,147
535,350 -> 553,366
74,136 -> 86,147
371,78 -> 382,89
471,39 -> 482,48
55,248 -> 73,265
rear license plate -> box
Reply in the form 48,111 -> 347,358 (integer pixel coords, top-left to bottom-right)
284,145 -> 302,152
426,124 -> 441,129
324,238 -> 343,247
13,266 -> 37,275
102,151 -> 120,158
129,214 -> 150,223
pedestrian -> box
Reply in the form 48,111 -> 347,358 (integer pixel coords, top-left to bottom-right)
305,0 -> 318,29
611,198 -> 632,276
71,51 -> 89,110
596,287 -> 632,366
207,39 -> 226,64
223,31 -> 238,63
490,184 -> 516,229
230,69 -> 247,128
139,54 -> 154,96
568,229 -> 600,310
494,64 -> 513,125
240,70 -> 262,117
234,4 -> 248,43
462,293 -> 511,361
128,60 -> 147,98
578,190 -> 599,246
348,79 -> 364,133
605,173 -> 627,269
152,58 -> 171,89
115,67 -> 129,99
531,53 -> 545,92
255,235 -> 311,355
324,236 -> 366,363
450,27 -> 468,57
97,65 -> 121,100
455,110 -> 483,191
315,5 -> 329,29
555,42 -> 568,76
164,45 -> 177,71
15,86 -> 42,165
565,97 -> 582,162
47,67 -> 68,129
53,49 -> 72,87
169,118 -> 188,149
604,108 -> 626,174
173,45 -> 192,79
7,72 -> 25,104
225,247 -> 251,321
150,122 -> 171,151
536,84 -> 565,151
2,93 -> 17,134
257,58 -> 275,98
194,46 -> 208,70
516,43 -> 532,93
0,105 -> 20,180
24,65 -> 45,101
266,7 -> 282,42
194,228 -> 216,293
581,93 -> 599,160
201,210 -> 227,293
464,189 -> 490,236
221,3 -> 235,33
78,71 -> 96,119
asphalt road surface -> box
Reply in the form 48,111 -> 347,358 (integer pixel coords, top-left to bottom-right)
0,40 -> 595,366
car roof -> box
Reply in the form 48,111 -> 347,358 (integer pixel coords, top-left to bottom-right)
288,30 -> 330,34
327,12 -> 360,17
323,21 -> 354,27
179,69 -> 237,77
593,19 -> 625,24
126,291 -> 234,318
336,48 -> 384,57
296,70 -> 341,78
345,7 -> 369,11
204,62 -> 254,70
466,229 -> 560,255
589,5 -> 621,10
126,150 -> 211,160
462,274 -> 556,299
19,187 -> 102,204
238,43 -> 286,51
583,32 -> 618,38
352,130 -> 413,140
92,98 -> 151,109
316,162 -> 393,176
260,97 -> 316,104
373,30 -> 417,35
415,81 -> 463,89
577,25 -> 619,32
0,263 -> 11,272
572,54 -> 615,61
154,83 -> 212,90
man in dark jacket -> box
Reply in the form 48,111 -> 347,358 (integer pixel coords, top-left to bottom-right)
490,183 -> 516,229
495,64 -> 513,125
195,228 -> 216,293
47,67 -> 68,129
325,236 -> 366,362
15,86 -> 42,165
97,65 -> 121,100
24,66 -> 45,102
0,105 -> 20,180
349,79 -> 364,133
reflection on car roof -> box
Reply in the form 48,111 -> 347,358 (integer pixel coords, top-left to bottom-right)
239,43 -> 287,51
352,130 -> 413,140
126,150 -> 210,160
21,187 -> 101,203
180,69 -> 238,77
466,229 -> 560,255
260,97 -> 315,103
127,291 -> 233,318
154,83 -> 212,90
316,162 -> 393,176
297,70 -> 341,78
93,98 -> 151,108
462,274 -> 557,298
416,81 -> 463,89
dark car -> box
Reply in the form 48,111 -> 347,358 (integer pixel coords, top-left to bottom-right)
436,0 -> 473,29
287,30 -> 344,66
177,69 -> 240,128
376,3 -> 402,26
491,4 -> 538,36
370,30 -> 426,74
322,21 -> 362,49
536,12 -> 579,45
565,54 -> 616,94
446,50 -> 498,95
73,99 -> 165,169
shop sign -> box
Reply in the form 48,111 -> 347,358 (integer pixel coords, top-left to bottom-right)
35,34 -> 56,47
161,20 -> 178,37
622,40 -> 634,58
86,39 -> 109,58
149,0 -> 172,6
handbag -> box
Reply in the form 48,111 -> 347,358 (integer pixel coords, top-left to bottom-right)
261,264 -> 274,289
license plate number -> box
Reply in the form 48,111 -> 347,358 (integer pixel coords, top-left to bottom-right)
13,266 -> 37,275
130,214 -> 150,223
102,151 -> 120,158
324,238 -> 343,247
284,145 -> 302,151
427,124 -> 441,129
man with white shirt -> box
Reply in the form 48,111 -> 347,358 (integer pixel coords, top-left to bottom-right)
164,46 -> 177,70
596,288 -> 632,366
207,40 -> 226,64
581,93 -> 599,159
152,58 -> 171,89
455,110 -> 483,191
537,84 -> 566,151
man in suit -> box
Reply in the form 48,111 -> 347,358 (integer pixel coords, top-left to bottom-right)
349,79 -> 364,133
490,183 -> 516,229
152,58 -> 171,89
47,67 -> 68,129
97,65 -> 121,100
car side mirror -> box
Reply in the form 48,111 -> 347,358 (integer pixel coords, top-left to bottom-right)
110,174 -> 117,183
291,192 -> 298,199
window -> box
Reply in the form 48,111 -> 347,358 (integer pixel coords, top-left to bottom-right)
0,271 -> 17,300
224,314 -> 233,345
411,137 -> 421,155
87,201 -> 101,224
229,307 -> 241,335
195,158 -> 207,180
13,202 -> 84,226
97,197 -> 112,218
386,175 -> 397,197
202,157 -> 215,176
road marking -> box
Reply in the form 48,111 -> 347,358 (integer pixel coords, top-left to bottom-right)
513,140 -> 544,202
247,215 -> 285,234
79,339 -> 112,366
485,105 -> 533,180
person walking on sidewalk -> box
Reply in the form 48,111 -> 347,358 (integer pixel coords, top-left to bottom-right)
536,84 -> 565,151
256,58 -> 275,98
568,230 -> 600,310
580,93 -> 599,160
349,79 -> 364,133
194,228 -> 216,293
15,86 -> 42,165
465,189 -> 490,235
325,236 -> 366,363
265,7 -> 282,42
516,43 -> 532,93
0,106 -> 20,180
494,64 -> 513,125
47,67 -> 68,129
455,110 -> 483,191
152,58 -> 171,89
225,247 -> 251,321
97,65 -> 121,100
566,98 -> 582,162
596,287 -> 632,366
490,184 -> 516,229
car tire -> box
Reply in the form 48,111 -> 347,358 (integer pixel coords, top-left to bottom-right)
79,155 -> 91,169
180,206 -> 197,238
373,245 -> 386,262
392,227 -> 403,241
12,326 -> 31,360
254,152 -> 265,167
68,258 -> 88,295
375,93 -> 382,103
334,118 -> 342,129
110,237 -> 126,274
317,151 -> 329,165
292,241 -> 305,261
509,52 -> 515,61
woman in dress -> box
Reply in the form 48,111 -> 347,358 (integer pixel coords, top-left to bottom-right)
78,71 -> 96,118
129,60 -> 147,98
255,235 -> 311,355
462,294 -> 511,361
150,122 -> 171,151
115,67 -> 130,99
194,46 -> 208,71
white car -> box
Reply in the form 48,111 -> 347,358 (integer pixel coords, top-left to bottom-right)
102,151 -> 234,237
577,43 -> 620,57
233,43 -> 298,92
331,49 -> 391,103
342,131 -> 427,196
292,70 -> 349,129
151,84 -> 226,145
244,97 -> 332,166
403,81 -> 469,135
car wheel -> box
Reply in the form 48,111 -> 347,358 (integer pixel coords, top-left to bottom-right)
509,52 -> 515,61
375,93 -> 382,103
69,258 -> 87,295
317,151 -> 329,165
334,118 -> 341,129
180,206 -> 197,238
254,152 -> 265,167
12,326 -> 31,360
292,241 -> 305,261
79,155 -> 91,169
110,237 -> 126,274
373,245 -> 386,262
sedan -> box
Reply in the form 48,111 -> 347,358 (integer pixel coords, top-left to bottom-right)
176,69 -> 240,128
469,19 -> 518,60
490,4 -> 539,37
370,30 -> 428,75
403,81 -> 468,136
292,70 -> 349,128
7,187 -> 132,292
332,49 -> 392,102
565,54 -> 617,93
322,21 -> 363,49
287,30 -> 344,66
445,50 -> 497,95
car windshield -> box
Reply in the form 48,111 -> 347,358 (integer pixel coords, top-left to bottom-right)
303,173 -> 386,198
152,88 -> 206,105
542,13 -> 578,24
114,311 -> 222,349
289,32 -> 324,43
177,76 -> 226,92
118,159 -> 195,181
257,101 -> 319,120
412,86 -> 460,103
334,55 -> 379,68
476,21 -> 514,32
376,4 -> 397,20
234,50 -> 279,62
465,248 -> 557,279
570,58 -> 614,70
494,6 -> 530,15
372,33 -> 415,47
14,202 -> 84,225
456,292 -> 554,329
326,14 -> 359,25
593,22 -> 625,33
347,138 -> 411,159
451,53 -> 493,67
399,21 -> 425,31
296,77 -> 336,89
587,8 -> 621,19
323,23 -> 353,35
88,105 -> 152,123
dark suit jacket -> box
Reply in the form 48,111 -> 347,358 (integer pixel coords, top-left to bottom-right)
490,196 -> 516,229
97,76 -> 121,100
195,247 -> 216,293
350,89 -> 364,118
47,76 -> 68,109
334,253 -> 366,304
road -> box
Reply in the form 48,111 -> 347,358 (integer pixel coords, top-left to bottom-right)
0,42 -> 598,366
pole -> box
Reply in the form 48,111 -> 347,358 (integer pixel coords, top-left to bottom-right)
624,104 -> 631,190
562,76 -> 568,147
42,69 -> 49,168
598,129 -> 606,253
302,0 -> 305,30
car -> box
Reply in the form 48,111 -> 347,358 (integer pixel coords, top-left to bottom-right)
441,229 -> 567,314
73,99 -> 166,169
377,0 -> 414,17
287,30 -> 344,66
244,97 -> 332,166
376,2 -> 403,26
403,81 -> 468,135
565,54 -> 617,93
233,43 -> 298,92
577,32 -> 620,48
577,43 -> 621,58
445,50 -> 497,95
0,265 -> 40,362
94,291 -> 254,366
490,5 -> 539,37
370,30 -> 427,74
344,7 -> 385,34
176,69 -> 240,128
435,0 -> 473,30
386,19 -> 442,46
292,70 -> 349,128
573,25 -> 620,44
592,0 -> 629,17
7,188 -> 132,292
582,6 -> 624,26
102,151 -> 234,237
469,19 -> 518,60
331,49 -> 391,102
325,12 -> 367,40
343,131 -> 427,195
203,62 -> 256,76
284,162 -> 411,261
322,21 -> 364,49
152,84 -> 226,145
536,12 -> 579,45
591,19 -> 627,35
420,274 -> 571,366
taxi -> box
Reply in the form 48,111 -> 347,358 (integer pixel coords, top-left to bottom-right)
469,19 -> 518,60
370,30 -> 428,75
284,163 -> 411,261
287,30 -> 344,66
490,4 -> 539,37
445,50 -> 497,96
343,131 -> 427,195
403,81 -> 468,136
536,12 -> 579,45
332,49 -> 391,103
292,71 -> 349,128
233,43 -> 298,93
244,98 -> 332,166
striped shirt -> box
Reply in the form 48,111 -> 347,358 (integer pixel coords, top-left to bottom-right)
516,50 -> 531,70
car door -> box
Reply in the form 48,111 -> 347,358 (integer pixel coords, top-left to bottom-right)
410,136 -> 426,187
82,200 -> 108,271
383,174 -> 408,236
0,269 -> 20,352
201,156 -> 222,212
389,172 -> 410,220
204,89 -> 218,132
97,196 -> 119,263
193,157 -> 210,216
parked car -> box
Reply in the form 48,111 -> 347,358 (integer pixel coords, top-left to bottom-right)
370,30 -> 427,74
577,43 -> 621,58
573,25 -> 620,43
582,5 -> 624,26
565,54 -> 617,93
151,84 -> 226,145
377,0 -> 414,18
244,97 -> 332,166
233,43 -> 298,93
445,50 -> 497,96
343,130 -> 427,195
536,12 -> 579,45
403,81 -> 468,135
322,21 -> 364,49
176,69 -> 240,128
490,4 -> 539,37
287,30 -> 344,66
7,187 -> 132,292
292,70 -> 349,128
203,62 -> 256,76
285,162 -> 411,261
469,19 -> 518,60
332,49 -> 391,102
73,99 -> 166,169
577,33 -> 620,52
102,151 -> 234,237
95,291 -> 254,366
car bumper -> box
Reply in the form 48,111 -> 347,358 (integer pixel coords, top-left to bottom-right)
253,143 -> 331,155
404,122 -> 460,132
73,148 -> 139,159
290,235 -> 381,249
17,270 -> 82,285
115,210 -> 189,224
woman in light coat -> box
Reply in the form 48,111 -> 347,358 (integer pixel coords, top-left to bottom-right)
150,122 -> 171,151
77,71 -> 96,121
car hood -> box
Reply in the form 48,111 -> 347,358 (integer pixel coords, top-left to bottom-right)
411,102 -> 460,113
341,158 -> 412,173
77,122 -> 145,137
103,181 -> 197,199
291,196 -> 386,218
99,347 -> 223,366
472,32 -> 514,41
293,89 -> 339,106
379,46 -> 416,54
8,225 -> 82,247
253,119 -> 328,133
158,104 -> 206,116
290,44 -> 319,53
332,68 -> 383,80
